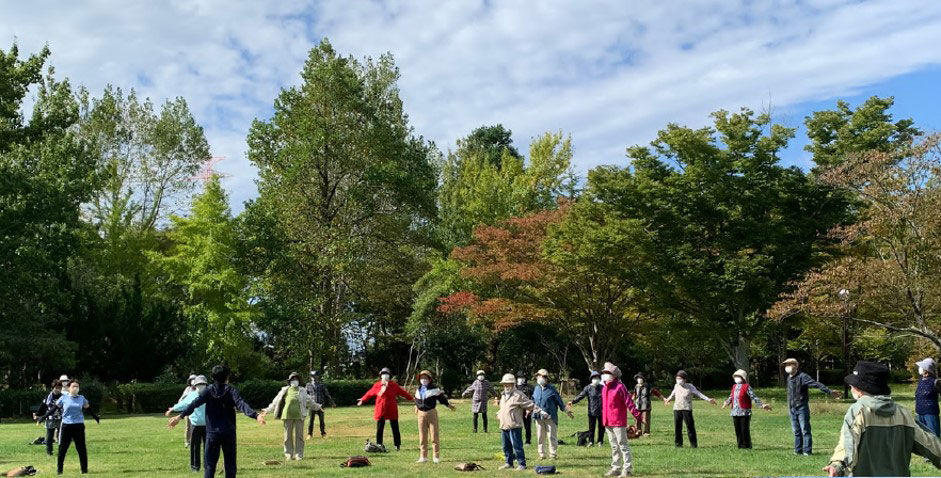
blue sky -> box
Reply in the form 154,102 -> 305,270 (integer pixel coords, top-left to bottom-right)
2,0 -> 941,212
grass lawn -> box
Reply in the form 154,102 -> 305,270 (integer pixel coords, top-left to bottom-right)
1,385 -> 939,477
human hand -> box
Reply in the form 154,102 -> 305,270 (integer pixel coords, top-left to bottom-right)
165,408 -> 173,417
721,402 -> 727,409
822,465 -> 840,477
168,415 -> 182,429
566,401 -> 573,408
663,400 -> 670,407
257,415 -> 266,426
357,399 -> 363,406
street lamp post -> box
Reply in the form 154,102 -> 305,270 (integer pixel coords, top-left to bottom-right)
838,288 -> 851,398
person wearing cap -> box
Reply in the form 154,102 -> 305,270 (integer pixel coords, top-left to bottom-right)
168,375 -> 209,472
34,379 -> 64,456
631,372 -> 663,437
569,370 -> 605,446
495,373 -> 537,471
532,368 -> 573,459
515,371 -> 535,444
915,357 -> 941,437
180,373 -> 197,448
357,367 -> 414,450
462,369 -> 495,433
823,361 -> 941,477
59,374 -> 70,389
305,370 -> 335,439
264,372 -> 321,460
721,369 -> 771,449
413,370 -> 455,464
663,370 -> 716,448
600,362 -> 643,477
782,358 -> 842,456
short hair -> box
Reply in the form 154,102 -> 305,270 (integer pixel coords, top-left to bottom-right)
67,379 -> 80,387
51,379 -> 62,388
211,365 -> 230,384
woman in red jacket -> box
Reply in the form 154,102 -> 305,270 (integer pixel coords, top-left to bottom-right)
357,367 -> 414,450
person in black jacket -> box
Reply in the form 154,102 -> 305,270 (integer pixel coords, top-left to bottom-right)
34,379 -> 64,456
413,370 -> 455,464
305,370 -> 335,439
168,365 -> 266,478
568,370 -> 604,446
515,371 -> 535,444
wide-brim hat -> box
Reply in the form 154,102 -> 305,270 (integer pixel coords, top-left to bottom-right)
380,367 -> 392,376
476,370 -> 486,376
288,372 -> 301,382
781,358 -> 800,367
416,370 -> 433,380
535,369 -> 550,378
845,361 -> 891,396
500,373 -> 516,385
515,371 -> 527,379
676,370 -> 689,380
733,369 -> 748,381
193,375 -> 208,386
59,375 -> 69,381
917,358 -> 937,374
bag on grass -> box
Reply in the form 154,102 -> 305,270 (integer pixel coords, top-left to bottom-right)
340,456 -> 370,468
364,439 -> 387,453
28,436 -> 45,445
535,465 -> 558,475
454,463 -> 485,471
572,430 -> 591,446
5,466 -> 38,477
627,425 -> 642,439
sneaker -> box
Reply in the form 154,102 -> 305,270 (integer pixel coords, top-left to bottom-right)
284,453 -> 292,460
585,442 -> 593,448
597,442 -> 604,447
396,445 -> 401,451
605,470 -> 621,477
293,455 -> 302,461
321,432 -> 326,438
416,457 -> 428,463
306,434 -> 313,440
499,464 -> 513,470
515,465 -> 526,471
433,456 -> 440,464
803,452 -> 812,456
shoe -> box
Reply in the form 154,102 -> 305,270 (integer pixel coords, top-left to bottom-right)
473,429 -> 479,433
515,465 -> 526,471
605,470 -> 621,476
293,455 -> 302,461
620,472 -> 633,477
642,433 -> 650,437
396,445 -> 401,451
416,457 -> 428,463
284,453 -> 292,460
803,452 -> 812,456
597,442 -> 604,447
433,456 -> 440,464
499,464 -> 513,470
586,442 -> 593,448
306,434 -> 313,440
321,432 -> 326,438
539,454 -> 546,460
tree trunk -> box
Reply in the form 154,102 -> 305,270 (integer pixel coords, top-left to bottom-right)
719,334 -> 751,371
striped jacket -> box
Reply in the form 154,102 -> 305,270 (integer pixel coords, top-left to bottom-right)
828,394 -> 941,476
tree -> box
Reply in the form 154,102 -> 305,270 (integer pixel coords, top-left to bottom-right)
0,44 -> 95,386
590,108 -> 847,370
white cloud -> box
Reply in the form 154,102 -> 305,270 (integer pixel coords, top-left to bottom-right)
3,0 -> 940,211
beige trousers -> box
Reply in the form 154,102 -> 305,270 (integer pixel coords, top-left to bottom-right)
417,409 -> 440,458
535,418 -> 559,457
283,419 -> 305,457
606,426 -> 634,475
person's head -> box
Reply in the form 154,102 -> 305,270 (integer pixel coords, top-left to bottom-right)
476,370 -> 486,381
733,369 -> 748,384
417,370 -> 432,387
288,372 -> 301,388
211,365 -> 230,385
516,371 -> 527,386
917,358 -> 937,377
310,370 -> 321,383
51,379 -> 62,394
67,379 -> 80,397
187,374 -> 197,387
193,375 -> 208,392
535,369 -> 549,386
845,361 -> 891,399
782,358 -> 799,375
379,367 -> 392,383
59,374 -> 70,388
634,372 -> 645,385
589,371 -> 601,386
500,373 -> 516,392
602,362 -> 621,384
675,370 -> 688,385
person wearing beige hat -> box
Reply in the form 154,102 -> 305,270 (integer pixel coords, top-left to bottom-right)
462,369 -> 495,433
263,372 -> 321,460
532,368 -> 573,459
783,358 -> 841,455
413,370 -> 455,464
721,369 -> 771,449
495,373 -> 537,470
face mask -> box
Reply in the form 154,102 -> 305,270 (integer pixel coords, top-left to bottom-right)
381,374 -> 390,382
196,385 -> 207,393
420,379 -> 430,386
516,378 -> 525,385
477,375 -> 485,381
734,377 -> 744,384
676,378 -> 685,385
785,366 -> 795,375
601,373 -> 613,383
290,380 -> 299,388
636,378 -> 644,385
591,378 -> 601,386
537,377 -> 548,386
503,385 -> 513,393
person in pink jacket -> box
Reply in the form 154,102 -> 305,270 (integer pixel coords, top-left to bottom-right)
601,362 -> 644,478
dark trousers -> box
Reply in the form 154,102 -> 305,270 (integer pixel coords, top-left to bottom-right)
733,415 -> 752,449
473,411 -> 488,432
522,414 -> 532,444
205,430 -> 237,478
45,426 -> 56,456
673,410 -> 698,447
308,409 -> 326,436
190,425 -> 206,470
587,414 -> 604,444
376,419 -> 401,448
58,423 -> 88,474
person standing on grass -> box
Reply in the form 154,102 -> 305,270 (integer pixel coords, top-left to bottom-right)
413,370 -> 456,464
915,357 -> 941,437
515,371 -> 535,444
168,365 -> 266,478
782,358 -> 842,456
532,369 -> 573,460
721,369 -> 771,449
55,379 -> 99,475
568,370 -> 605,447
264,372 -> 320,461
180,373 -> 197,448
167,375 -> 209,472
823,361 -> 941,477
462,370 -> 495,433
663,370 -> 717,448
496,373 -> 537,471
357,367 -> 414,451
34,379 -> 63,456
631,373 -> 663,437
600,362 -> 643,478
305,370 -> 335,439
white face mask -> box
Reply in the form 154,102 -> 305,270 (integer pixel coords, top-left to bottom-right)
196,385 -> 207,393
381,374 -> 391,382
537,377 -> 548,386
636,378 -> 644,385
503,385 -> 513,393
676,378 -> 685,385
290,380 -> 299,388
477,375 -> 485,381
785,366 -> 796,375
601,373 -> 613,383
591,378 -> 601,386
734,377 -> 744,384
420,379 -> 430,386
515,378 -> 524,385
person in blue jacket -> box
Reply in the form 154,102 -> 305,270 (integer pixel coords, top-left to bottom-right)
168,366 -> 266,478
531,368 -> 573,460
915,357 -> 941,437
168,374 -> 209,472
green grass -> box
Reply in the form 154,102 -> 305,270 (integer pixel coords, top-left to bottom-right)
2,385 -> 939,477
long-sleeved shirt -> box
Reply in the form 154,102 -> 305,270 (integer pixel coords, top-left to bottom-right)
665,383 -> 711,411
632,383 -> 664,411
786,372 -> 833,409
179,383 -> 258,434
172,390 -> 207,426
572,383 -> 603,417
723,383 -> 764,416
532,384 -> 567,423
828,395 -> 941,477
305,381 -> 335,407
601,380 -> 642,427
40,391 -> 63,429
916,377 -> 941,416
462,379 -> 494,413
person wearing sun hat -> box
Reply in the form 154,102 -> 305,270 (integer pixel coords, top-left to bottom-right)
413,369 -> 455,464
783,357 -> 842,456
569,370 -> 605,446
532,368 -> 573,459
915,357 -> 941,437
631,372 -> 663,436
180,373 -> 198,448
263,372 -> 320,460
721,369 -> 771,449
600,362 -> 643,478
462,369 -> 495,433
357,367 -> 414,451
495,373 -> 537,471
823,361 -> 941,477
168,375 -> 210,472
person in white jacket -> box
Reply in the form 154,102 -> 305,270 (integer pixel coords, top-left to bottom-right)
263,372 -> 321,460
